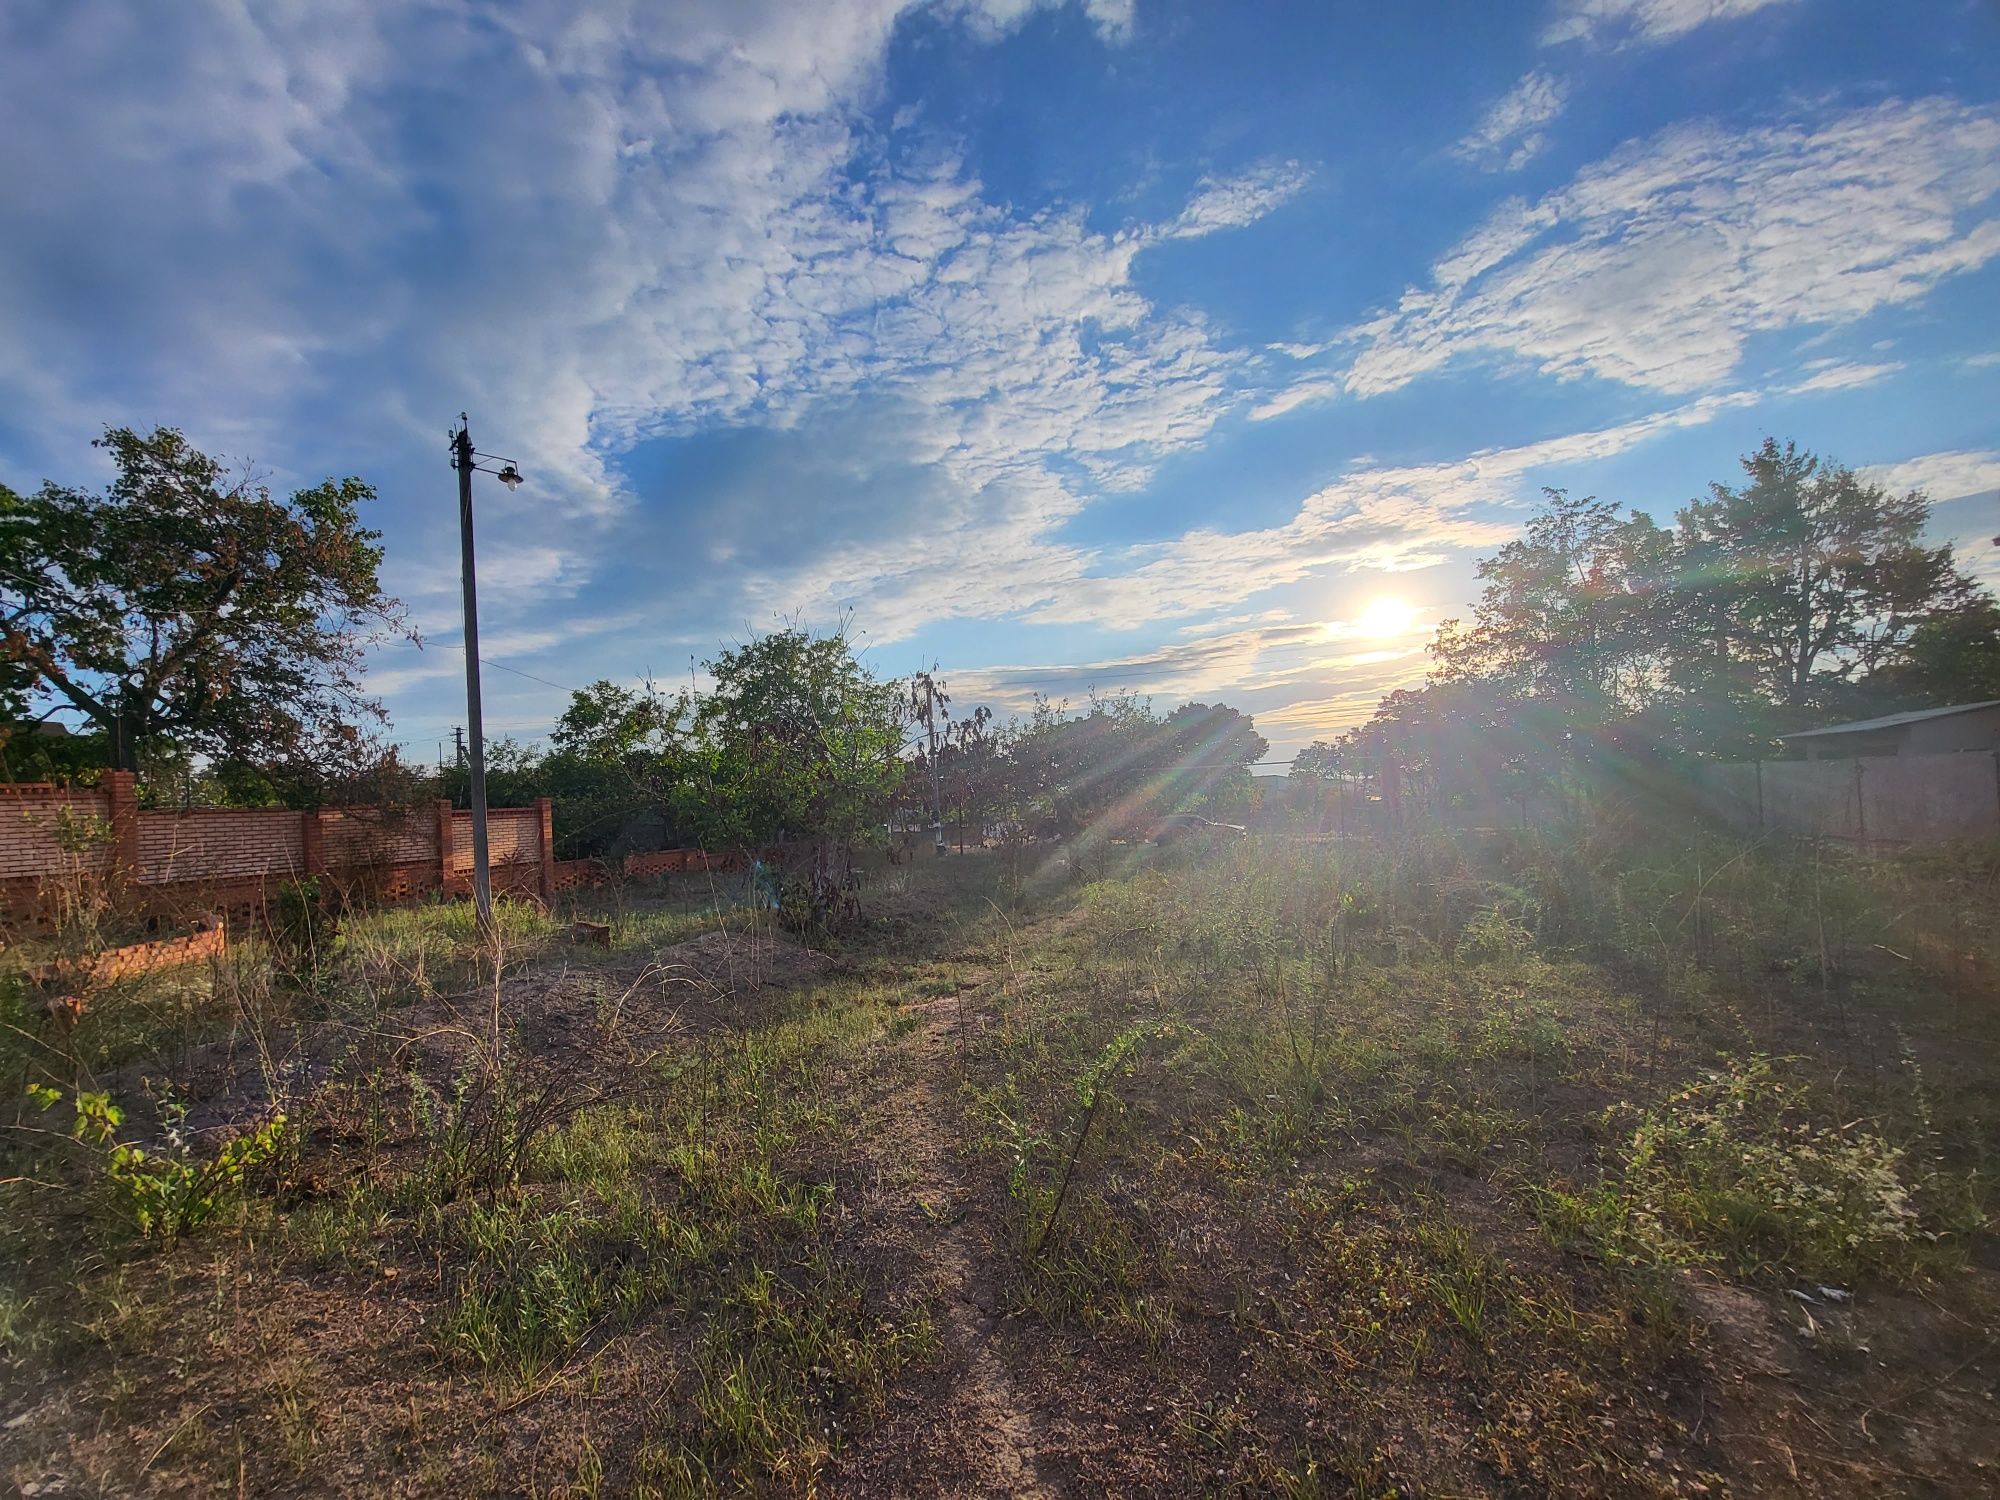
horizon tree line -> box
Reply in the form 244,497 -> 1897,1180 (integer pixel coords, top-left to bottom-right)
6,427 -> 1992,847
1292,438 -> 2000,810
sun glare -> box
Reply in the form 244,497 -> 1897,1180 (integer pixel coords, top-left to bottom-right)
1353,595 -> 1418,638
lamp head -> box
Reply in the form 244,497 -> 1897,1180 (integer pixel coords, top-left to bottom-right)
496,464 -> 524,491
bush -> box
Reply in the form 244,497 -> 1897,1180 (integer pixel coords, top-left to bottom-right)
1599,1056 -> 1921,1282
25,1083 -> 289,1243
270,875 -> 338,978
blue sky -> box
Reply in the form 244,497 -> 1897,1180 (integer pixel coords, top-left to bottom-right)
4,0 -> 1998,764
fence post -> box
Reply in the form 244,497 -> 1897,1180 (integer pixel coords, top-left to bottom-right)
436,799 -> 456,894
103,770 -> 140,905
536,796 -> 555,905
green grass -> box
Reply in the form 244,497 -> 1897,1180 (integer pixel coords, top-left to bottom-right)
4,826 -> 1996,1496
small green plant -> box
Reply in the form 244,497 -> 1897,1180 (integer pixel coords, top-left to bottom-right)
1597,1055 -> 1924,1281
991,1021 -> 1170,1259
26,1083 -> 288,1242
403,1055 -> 593,1205
270,875 -> 338,979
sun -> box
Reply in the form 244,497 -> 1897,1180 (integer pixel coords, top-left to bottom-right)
1353,595 -> 1418,638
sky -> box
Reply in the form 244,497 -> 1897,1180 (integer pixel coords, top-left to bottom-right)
3,0 -> 1998,766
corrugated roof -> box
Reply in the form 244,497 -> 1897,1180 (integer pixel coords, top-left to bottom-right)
1779,700 -> 2000,739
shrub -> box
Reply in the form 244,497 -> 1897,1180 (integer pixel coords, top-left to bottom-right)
269,875 -> 338,978
1601,1056 -> 1921,1282
25,1083 -> 288,1243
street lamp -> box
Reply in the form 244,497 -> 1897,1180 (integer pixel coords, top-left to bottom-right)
448,414 -> 525,937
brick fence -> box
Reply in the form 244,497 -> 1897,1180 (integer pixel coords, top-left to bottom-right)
0,772 -> 556,931
550,846 -> 744,891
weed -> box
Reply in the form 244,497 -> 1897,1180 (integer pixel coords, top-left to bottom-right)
24,1082 -> 287,1242
1592,1055 -> 1931,1281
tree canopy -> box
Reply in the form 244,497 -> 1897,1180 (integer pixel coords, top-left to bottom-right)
1678,438 -> 1977,712
1006,693 -> 1267,842
540,629 -> 910,858
0,427 -> 406,784
1296,439 -> 1993,812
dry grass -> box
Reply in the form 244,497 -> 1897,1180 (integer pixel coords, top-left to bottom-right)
2,826 -> 1996,1496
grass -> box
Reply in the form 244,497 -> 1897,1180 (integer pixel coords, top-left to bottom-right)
2,826 -> 1997,1495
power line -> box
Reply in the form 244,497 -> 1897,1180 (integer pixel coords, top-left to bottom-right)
476,656 -> 578,694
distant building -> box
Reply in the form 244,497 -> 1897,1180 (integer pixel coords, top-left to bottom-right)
1778,701 -> 2000,761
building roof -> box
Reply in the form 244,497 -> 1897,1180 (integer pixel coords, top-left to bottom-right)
1778,700 -> 2000,740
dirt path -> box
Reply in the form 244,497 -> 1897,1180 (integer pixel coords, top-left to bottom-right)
927,1208 -> 1055,1498
834,964 -> 1062,1498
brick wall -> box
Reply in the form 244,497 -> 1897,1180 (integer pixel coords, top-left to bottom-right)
0,786 -> 116,882
446,806 -> 540,872
487,808 -> 542,866
32,922 -> 226,987
0,776 -> 562,929
138,808 -> 306,884
551,857 -> 615,892
321,807 -> 435,866
0,776 -> 772,929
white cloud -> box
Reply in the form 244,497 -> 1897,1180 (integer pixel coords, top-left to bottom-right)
952,619 -> 1326,711
1163,162 -> 1313,239
0,0 -> 1251,683
947,617 -> 1440,753
1453,71 -> 1568,172
711,383 -> 1754,649
1340,98 -> 2000,399
1014,391 -> 1756,631
946,0 -> 1135,44
1082,0 -> 1137,43
1784,360 -> 1904,394
1543,0 -> 1794,48
1857,450 -> 2000,503
1249,381 -> 1341,421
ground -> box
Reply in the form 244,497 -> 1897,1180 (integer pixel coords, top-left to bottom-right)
2,827 -> 1997,1497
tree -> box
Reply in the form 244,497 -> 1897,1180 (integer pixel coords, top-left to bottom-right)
1156,702 -> 1268,817
938,704 -> 999,851
1297,682 -> 1540,819
1676,439 -> 1980,714
526,678 -> 677,855
1409,451 -> 1995,765
1004,693 -> 1267,848
1859,594 -> 2000,710
1430,487 -> 1675,733
684,627 -> 907,854
0,427 -> 406,778
551,679 -> 665,763
908,668 -> 950,849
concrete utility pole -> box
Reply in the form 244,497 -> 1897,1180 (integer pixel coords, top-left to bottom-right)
449,415 -> 524,937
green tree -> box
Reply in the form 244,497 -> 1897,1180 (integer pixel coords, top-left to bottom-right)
552,679 -> 665,763
1004,693 -> 1267,847
0,427 -> 405,778
937,705 -> 1000,851
681,627 -> 907,854
1676,439 -> 1980,714
1430,487 -> 1674,730
1859,594 -> 2000,710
